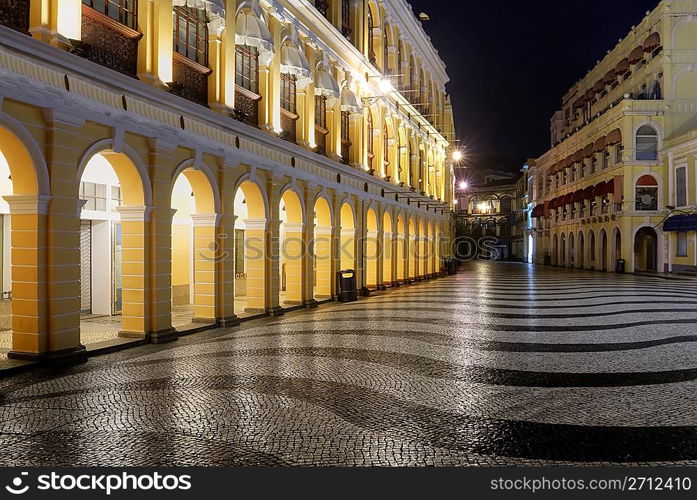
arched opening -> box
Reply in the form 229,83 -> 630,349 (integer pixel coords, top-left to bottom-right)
382,212 -> 393,286
279,189 -> 304,307
613,229 -> 622,272
635,125 -> 658,161
634,226 -> 658,272
313,196 -> 333,300
365,208 -> 379,290
78,150 -> 147,344
577,232 -> 585,268
234,180 -> 267,316
569,233 -> 575,267
600,230 -> 608,271
0,128 -> 45,355
552,234 -> 558,265
428,221 -> 435,275
408,218 -> 417,279
396,216 -> 406,282
417,220 -> 426,277
339,202 -> 355,271
560,234 -> 566,266
170,167 -> 218,329
589,230 -> 596,269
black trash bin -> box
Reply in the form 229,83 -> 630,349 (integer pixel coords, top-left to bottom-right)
337,269 -> 358,302
447,259 -> 458,275
616,259 -> 626,274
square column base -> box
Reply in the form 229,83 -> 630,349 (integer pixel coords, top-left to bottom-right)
148,328 -> 179,344
8,345 -> 88,366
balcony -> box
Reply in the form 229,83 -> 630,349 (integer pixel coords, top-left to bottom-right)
341,140 -> 351,165
280,108 -> 298,144
169,52 -> 211,107
72,5 -> 142,78
315,125 -> 328,156
234,85 -> 261,127
0,0 -> 30,34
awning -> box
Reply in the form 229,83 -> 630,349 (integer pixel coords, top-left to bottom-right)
583,185 -> 595,199
572,189 -> 584,202
340,86 -> 362,114
280,27 -> 312,88
593,136 -> 607,152
593,182 -> 607,197
593,79 -> 605,94
629,46 -> 644,64
616,58 -> 630,75
643,32 -> 661,53
606,128 -> 622,146
174,0 -> 225,33
583,143 -> 595,158
603,69 -> 617,84
573,150 -> 584,163
236,0 -> 274,64
586,88 -> 596,100
604,178 -> 615,195
573,96 -> 586,109
314,60 -> 340,99
664,213 -> 697,232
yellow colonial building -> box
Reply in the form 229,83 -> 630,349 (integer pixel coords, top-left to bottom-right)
0,0 -> 456,362
530,0 -> 697,276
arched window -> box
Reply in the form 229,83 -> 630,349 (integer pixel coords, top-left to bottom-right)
635,125 -> 658,161
341,0 -> 351,38
383,123 -> 389,170
409,55 -> 417,103
500,197 -> 512,213
635,175 -> 658,211
173,6 -> 208,66
235,45 -> 259,93
397,43 -> 403,90
367,112 -> 375,169
341,111 -> 351,165
367,7 -> 376,65
383,24 -> 390,74
82,0 -> 137,28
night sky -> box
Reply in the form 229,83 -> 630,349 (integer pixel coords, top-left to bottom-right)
408,0 -> 659,172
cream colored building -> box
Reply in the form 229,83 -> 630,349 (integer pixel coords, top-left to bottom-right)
530,0 -> 697,276
0,0 -> 456,362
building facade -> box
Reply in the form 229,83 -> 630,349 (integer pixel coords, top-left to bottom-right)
455,170 -> 528,261
0,0 -> 456,362
530,0 -> 697,276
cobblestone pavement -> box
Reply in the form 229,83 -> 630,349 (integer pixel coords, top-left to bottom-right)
1,261 -> 697,466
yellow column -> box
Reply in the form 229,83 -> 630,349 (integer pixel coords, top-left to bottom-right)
191,214 -> 218,323
365,229 -> 378,288
314,225 -> 333,299
242,218 -> 267,313
116,206 -> 151,338
138,0 -> 173,86
281,222 -> 304,305
217,212 -> 238,326
149,206 -> 177,342
259,17 -> 281,133
4,195 -> 50,359
382,230 -> 393,286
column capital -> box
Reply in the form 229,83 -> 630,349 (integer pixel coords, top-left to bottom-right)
283,222 -> 305,232
190,213 -> 221,227
244,218 -> 268,231
115,205 -> 153,222
3,194 -> 51,215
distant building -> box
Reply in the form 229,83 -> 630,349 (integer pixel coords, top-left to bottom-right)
530,0 -> 697,276
455,169 -> 527,261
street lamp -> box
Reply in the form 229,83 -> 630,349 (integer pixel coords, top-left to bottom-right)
458,180 -> 469,190
452,150 -> 464,163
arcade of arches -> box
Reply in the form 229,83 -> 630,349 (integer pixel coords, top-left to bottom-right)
0,119 -> 450,362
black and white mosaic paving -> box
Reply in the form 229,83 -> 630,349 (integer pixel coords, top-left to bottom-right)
1,261 -> 697,466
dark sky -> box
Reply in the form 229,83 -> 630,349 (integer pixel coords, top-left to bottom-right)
408,0 -> 659,171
